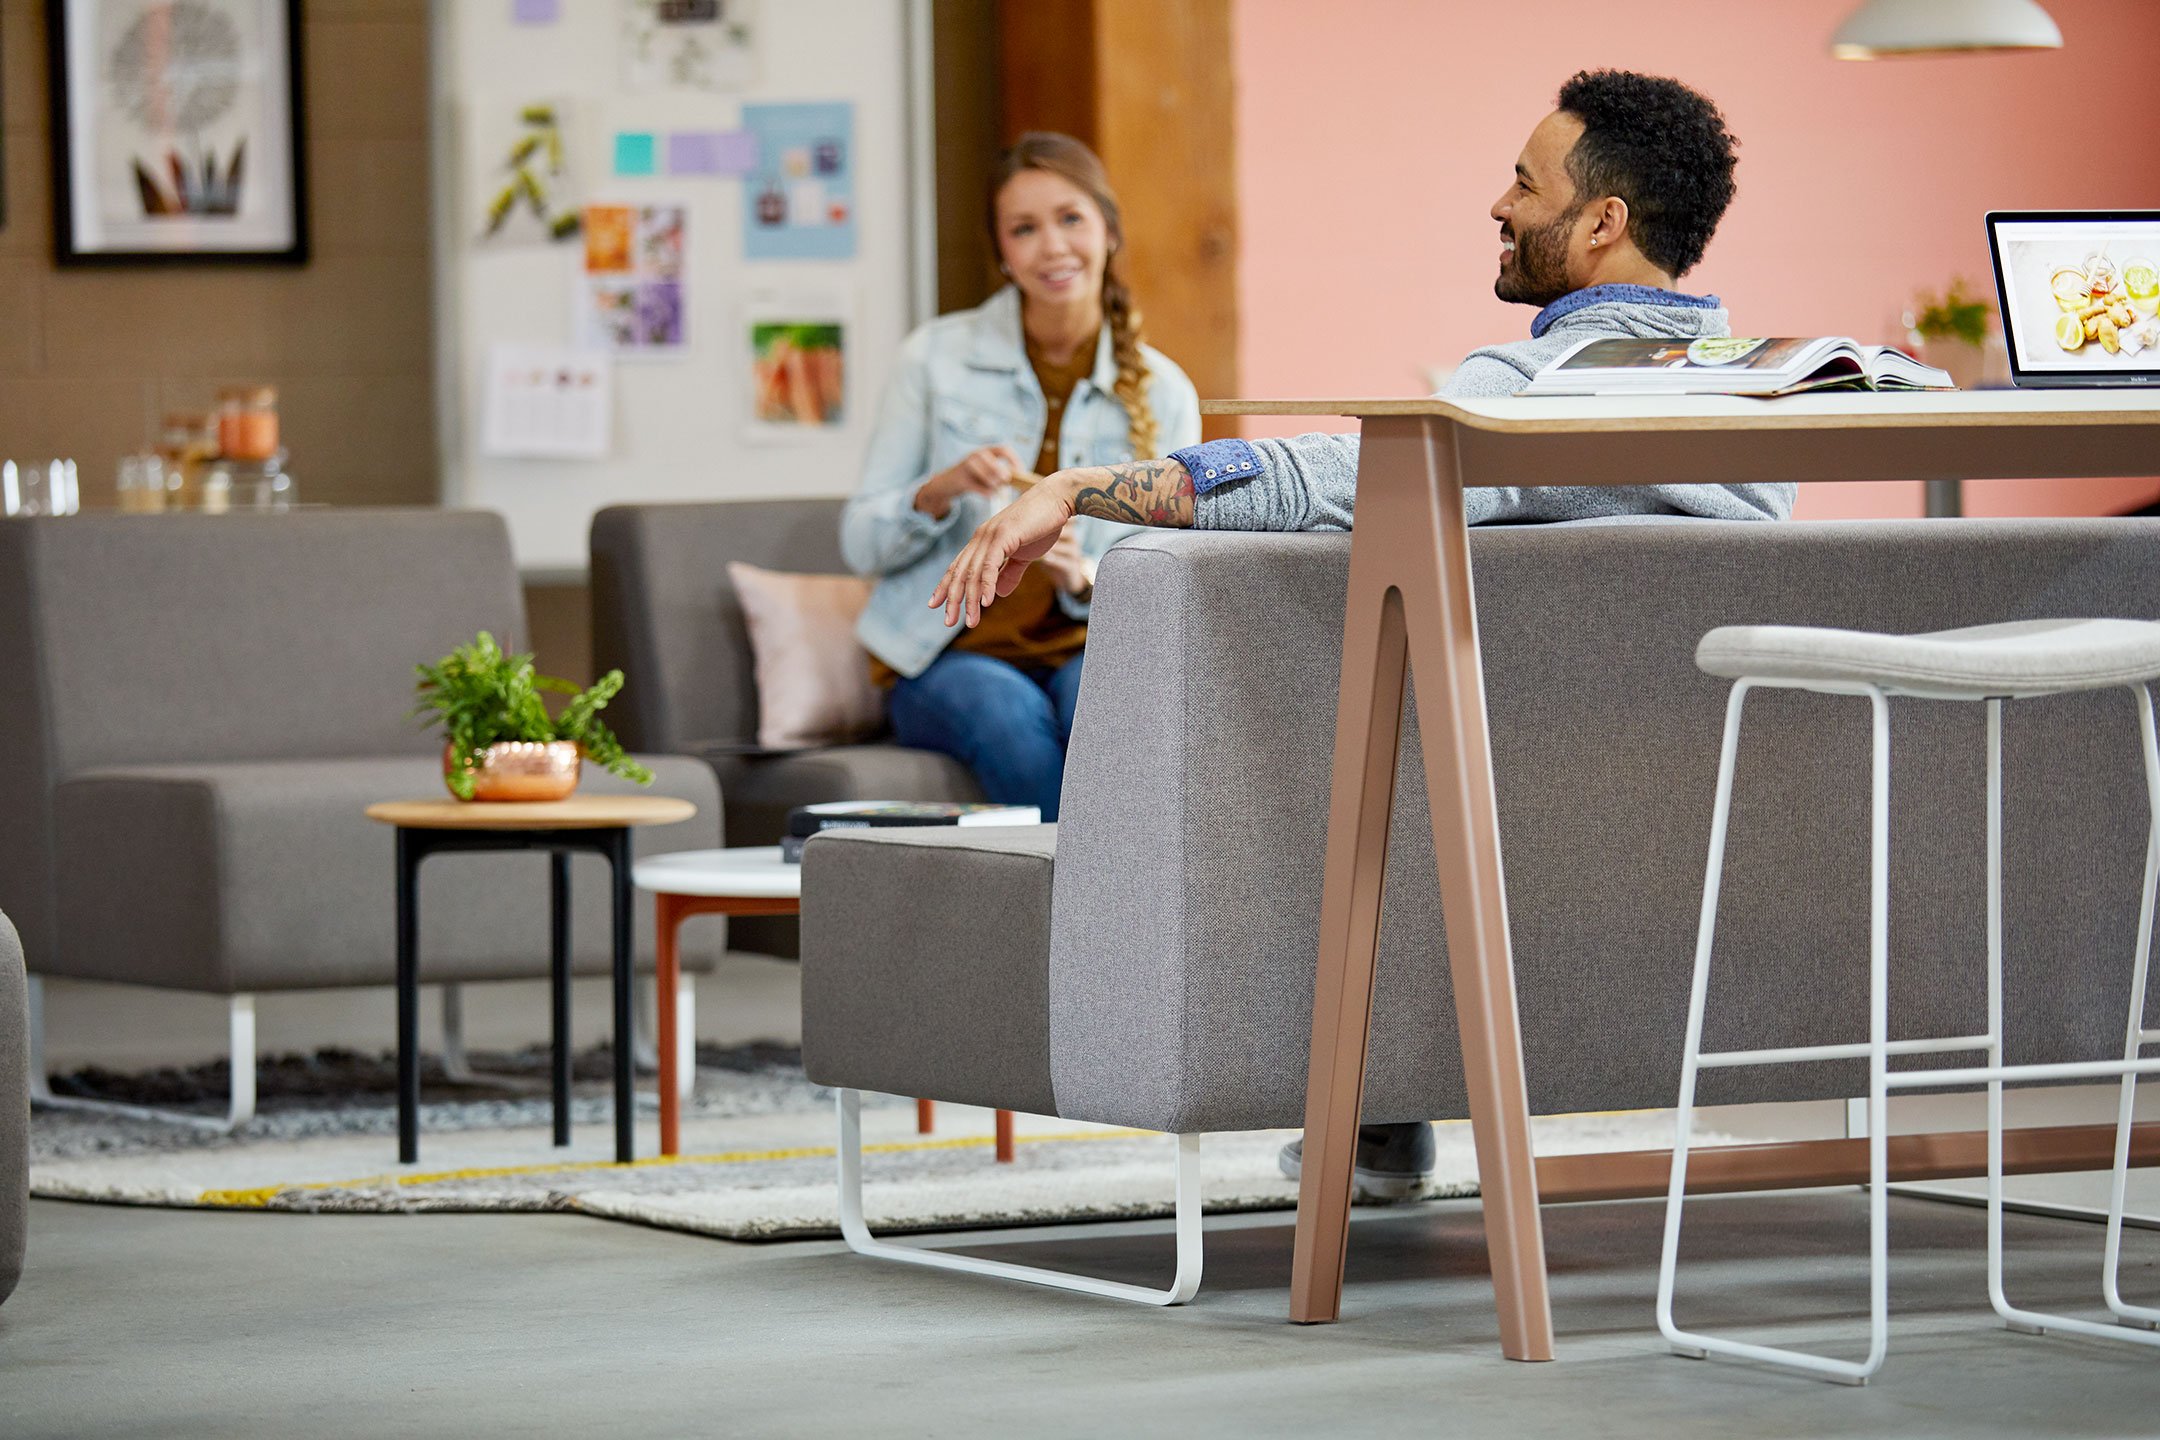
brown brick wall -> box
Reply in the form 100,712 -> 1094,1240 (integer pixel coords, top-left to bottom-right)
0,0 -> 435,509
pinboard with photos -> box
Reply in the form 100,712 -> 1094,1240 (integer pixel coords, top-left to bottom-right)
436,0 -> 925,573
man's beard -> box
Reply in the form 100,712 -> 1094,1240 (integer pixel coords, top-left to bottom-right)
1494,206 -> 1581,307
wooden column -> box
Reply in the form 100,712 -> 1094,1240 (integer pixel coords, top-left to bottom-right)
996,0 -> 1240,436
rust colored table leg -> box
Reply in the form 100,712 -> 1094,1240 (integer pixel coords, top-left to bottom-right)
656,892 -> 685,1158
917,1098 -> 935,1133
1288,415 -> 1554,1363
650,891 -> 795,1157
995,1108 -> 1014,1163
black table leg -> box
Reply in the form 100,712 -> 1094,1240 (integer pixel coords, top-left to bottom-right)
396,829 -> 421,1165
386,823 -> 640,1166
608,827 -> 634,1164
550,850 -> 572,1147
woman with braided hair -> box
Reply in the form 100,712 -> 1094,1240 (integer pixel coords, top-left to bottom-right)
842,132 -> 1198,819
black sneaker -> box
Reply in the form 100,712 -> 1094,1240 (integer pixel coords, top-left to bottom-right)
1277,1121 -> 1436,1203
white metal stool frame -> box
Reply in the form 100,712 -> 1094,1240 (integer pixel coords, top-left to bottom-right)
835,1089 -> 1204,1306
1656,676 -> 2160,1384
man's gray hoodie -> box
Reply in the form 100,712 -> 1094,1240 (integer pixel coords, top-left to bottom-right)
1190,291 -> 1796,532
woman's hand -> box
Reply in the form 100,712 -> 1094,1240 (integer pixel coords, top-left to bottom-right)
1035,524 -> 1095,599
929,470 -> 1097,627
913,444 -> 1025,519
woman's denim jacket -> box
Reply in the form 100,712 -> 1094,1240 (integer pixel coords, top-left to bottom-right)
842,285 -> 1201,679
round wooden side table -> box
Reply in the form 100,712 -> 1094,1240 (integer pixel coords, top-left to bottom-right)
365,795 -> 696,1166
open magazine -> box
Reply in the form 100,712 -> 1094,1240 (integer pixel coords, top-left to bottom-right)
1519,336 -> 1956,397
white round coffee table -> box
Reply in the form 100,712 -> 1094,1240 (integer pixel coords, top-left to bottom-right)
633,846 -> 1011,1159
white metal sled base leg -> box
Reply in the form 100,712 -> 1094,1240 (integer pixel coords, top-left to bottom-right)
27,978 -> 258,1132
835,1088 -> 1203,1305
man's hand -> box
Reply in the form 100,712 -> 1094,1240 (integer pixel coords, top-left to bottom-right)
929,458 -> 1197,628
913,444 -> 1024,519
928,472 -> 1085,628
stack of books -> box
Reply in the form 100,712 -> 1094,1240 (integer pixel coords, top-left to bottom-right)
781,800 -> 1042,862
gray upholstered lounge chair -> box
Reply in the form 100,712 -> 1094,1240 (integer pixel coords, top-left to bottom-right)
0,511 -> 723,1129
1,908 -> 26,1306
592,499 -> 986,843
591,499 -> 984,956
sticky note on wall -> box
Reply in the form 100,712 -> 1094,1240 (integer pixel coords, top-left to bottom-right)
512,0 -> 559,23
613,132 -> 658,177
667,131 -> 758,178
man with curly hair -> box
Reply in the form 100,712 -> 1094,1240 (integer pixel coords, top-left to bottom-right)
934,71 -> 1785,613
931,70 -> 1786,1199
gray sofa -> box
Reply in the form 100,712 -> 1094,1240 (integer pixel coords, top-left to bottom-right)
0,511 -> 723,1124
804,518 -> 2160,1135
592,500 -> 982,954
592,498 -> 983,839
1,909 -> 25,1307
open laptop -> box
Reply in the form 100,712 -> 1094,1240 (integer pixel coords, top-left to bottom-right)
1987,210 -> 2160,387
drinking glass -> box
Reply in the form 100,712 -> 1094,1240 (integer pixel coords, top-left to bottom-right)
116,454 -> 168,513
2,460 -> 80,517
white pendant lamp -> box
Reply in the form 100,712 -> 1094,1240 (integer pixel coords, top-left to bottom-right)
1831,0 -> 2063,59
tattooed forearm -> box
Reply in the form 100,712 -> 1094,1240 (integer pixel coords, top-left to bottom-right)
1070,460 -> 1196,529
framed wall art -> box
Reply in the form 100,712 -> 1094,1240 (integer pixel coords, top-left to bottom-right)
46,0 -> 308,265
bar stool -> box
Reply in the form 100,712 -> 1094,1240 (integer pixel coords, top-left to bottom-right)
1656,618 -> 2160,1384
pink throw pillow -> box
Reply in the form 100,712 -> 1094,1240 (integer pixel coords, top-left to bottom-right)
726,561 -> 882,751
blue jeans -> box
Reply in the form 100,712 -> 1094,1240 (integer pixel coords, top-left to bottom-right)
887,649 -> 1085,821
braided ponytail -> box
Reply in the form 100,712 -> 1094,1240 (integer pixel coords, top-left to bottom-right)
988,131 -> 1161,460
1100,266 -> 1158,460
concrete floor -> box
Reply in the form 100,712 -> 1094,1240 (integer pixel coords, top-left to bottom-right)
23,962 -> 2160,1434
6,1187 -> 2160,1438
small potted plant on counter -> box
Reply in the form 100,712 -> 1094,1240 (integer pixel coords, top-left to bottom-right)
1909,277 -> 2001,390
413,631 -> 653,801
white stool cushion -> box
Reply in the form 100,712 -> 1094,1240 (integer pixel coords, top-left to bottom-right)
1697,618 -> 2160,698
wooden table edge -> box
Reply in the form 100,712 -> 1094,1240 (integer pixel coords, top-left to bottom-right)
365,797 -> 699,829
1202,394 -> 2160,434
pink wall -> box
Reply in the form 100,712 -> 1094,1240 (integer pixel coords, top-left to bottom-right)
1231,0 -> 2160,519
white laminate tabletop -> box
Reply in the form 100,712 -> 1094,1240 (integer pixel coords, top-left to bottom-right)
632,846 -> 800,898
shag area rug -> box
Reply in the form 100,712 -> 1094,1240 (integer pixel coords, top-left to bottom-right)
31,1046 -> 1731,1240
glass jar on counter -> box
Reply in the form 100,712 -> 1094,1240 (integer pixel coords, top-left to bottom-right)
199,454 -> 296,514
216,386 -> 281,462
115,454 -> 169,513
156,411 -> 217,508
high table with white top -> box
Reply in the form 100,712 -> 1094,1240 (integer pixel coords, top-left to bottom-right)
1202,389 -> 2160,1361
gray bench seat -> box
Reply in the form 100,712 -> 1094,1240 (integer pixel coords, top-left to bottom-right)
1,511 -> 724,1128
805,518 -> 2160,1137
54,756 -> 719,993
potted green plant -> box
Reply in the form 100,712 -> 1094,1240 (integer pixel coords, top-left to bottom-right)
413,631 -> 652,801
1910,277 -> 1997,390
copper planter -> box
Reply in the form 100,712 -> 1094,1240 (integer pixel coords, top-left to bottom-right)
444,740 -> 582,801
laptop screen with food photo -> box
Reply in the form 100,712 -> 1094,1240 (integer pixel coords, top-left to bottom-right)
1986,211 -> 2160,387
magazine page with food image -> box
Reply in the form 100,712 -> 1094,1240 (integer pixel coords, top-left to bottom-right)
1521,335 -> 1951,397
1991,214 -> 2160,375
1543,335 -> 1826,377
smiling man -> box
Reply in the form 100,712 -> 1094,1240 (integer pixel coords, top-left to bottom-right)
931,70 -> 1788,1201
931,70 -> 1792,637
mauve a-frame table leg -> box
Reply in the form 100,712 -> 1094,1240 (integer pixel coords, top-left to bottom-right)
1287,413 -> 1555,1362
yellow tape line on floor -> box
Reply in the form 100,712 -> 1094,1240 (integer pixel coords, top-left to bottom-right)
195,1125 -> 1156,1209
